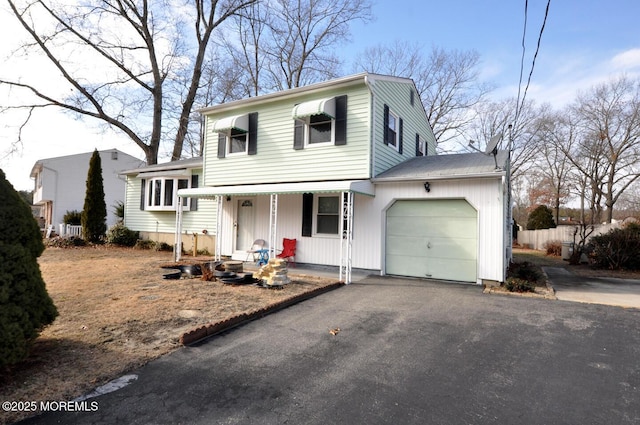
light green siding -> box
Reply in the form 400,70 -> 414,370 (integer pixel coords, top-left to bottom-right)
203,85 -> 372,186
370,79 -> 436,176
124,170 -> 217,235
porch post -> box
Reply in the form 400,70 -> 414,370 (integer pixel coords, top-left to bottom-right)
339,191 -> 354,284
174,196 -> 184,262
269,194 -> 278,259
215,195 -> 223,262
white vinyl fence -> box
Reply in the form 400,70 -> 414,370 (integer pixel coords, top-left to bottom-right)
517,222 -> 621,250
58,224 -> 83,237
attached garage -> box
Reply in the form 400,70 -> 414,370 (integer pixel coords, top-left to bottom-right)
374,151 -> 511,286
386,199 -> 478,282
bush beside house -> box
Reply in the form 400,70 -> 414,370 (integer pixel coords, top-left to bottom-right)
589,223 -> 640,270
0,169 -> 58,368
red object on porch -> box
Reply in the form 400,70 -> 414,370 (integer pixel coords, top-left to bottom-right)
277,238 -> 297,267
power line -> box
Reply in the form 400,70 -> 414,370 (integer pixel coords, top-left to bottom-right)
514,0 -> 551,129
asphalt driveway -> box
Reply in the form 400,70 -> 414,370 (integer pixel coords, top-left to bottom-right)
19,276 -> 640,425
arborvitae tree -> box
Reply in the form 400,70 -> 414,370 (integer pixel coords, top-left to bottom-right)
81,150 -> 107,243
0,169 -> 58,368
526,205 -> 557,230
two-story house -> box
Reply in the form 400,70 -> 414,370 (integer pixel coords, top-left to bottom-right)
124,73 -> 511,285
31,149 -> 143,232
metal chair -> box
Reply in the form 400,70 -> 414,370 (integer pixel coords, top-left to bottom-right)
246,239 -> 267,263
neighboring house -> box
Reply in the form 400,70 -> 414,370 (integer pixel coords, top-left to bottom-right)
31,149 -> 143,232
125,72 -> 512,285
121,158 -> 217,253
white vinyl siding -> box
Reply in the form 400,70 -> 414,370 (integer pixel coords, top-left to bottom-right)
372,178 -> 506,283
203,85 -> 372,186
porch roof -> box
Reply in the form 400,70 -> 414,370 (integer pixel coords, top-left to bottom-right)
177,179 -> 375,198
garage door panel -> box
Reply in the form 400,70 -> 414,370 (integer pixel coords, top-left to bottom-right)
427,238 -> 477,259
386,236 -> 428,255
424,258 -> 476,282
388,217 -> 476,239
386,254 -> 429,277
387,200 -> 475,218
386,199 -> 477,282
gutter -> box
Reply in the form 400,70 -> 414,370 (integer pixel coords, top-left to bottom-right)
372,170 -> 507,183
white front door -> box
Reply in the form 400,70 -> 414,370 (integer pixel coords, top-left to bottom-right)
235,198 -> 255,251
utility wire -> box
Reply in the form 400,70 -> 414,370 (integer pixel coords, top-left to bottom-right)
514,0 -> 551,129
514,0 -> 529,127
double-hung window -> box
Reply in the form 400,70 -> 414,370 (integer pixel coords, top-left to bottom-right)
383,104 -> 403,154
214,112 -> 258,158
293,95 -> 347,149
315,195 -> 340,235
301,193 -> 342,237
228,128 -> 248,155
387,111 -> 398,148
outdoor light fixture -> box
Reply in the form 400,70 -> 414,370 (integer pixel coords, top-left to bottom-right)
424,182 -> 431,192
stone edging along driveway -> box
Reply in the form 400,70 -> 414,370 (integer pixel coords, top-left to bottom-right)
179,282 -> 345,345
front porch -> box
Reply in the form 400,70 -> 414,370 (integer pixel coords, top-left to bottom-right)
176,180 -> 375,284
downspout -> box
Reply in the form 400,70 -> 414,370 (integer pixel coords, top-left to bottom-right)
364,75 -> 376,179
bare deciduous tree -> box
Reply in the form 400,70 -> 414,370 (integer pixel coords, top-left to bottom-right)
571,76 -> 640,223
1,0 -> 256,165
353,44 -> 492,149
217,0 -> 372,97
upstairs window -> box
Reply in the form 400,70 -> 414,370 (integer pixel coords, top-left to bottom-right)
383,104 -> 404,154
387,112 -> 398,148
415,134 -> 427,156
214,112 -> 258,158
293,95 -> 347,149
228,128 -> 248,155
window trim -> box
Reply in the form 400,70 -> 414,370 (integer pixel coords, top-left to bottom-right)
297,113 -> 336,147
416,133 -> 427,157
226,127 -> 249,156
387,110 -> 399,149
144,177 -> 191,211
313,194 -> 340,237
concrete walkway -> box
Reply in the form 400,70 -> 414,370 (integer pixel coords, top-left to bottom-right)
544,266 -> 640,309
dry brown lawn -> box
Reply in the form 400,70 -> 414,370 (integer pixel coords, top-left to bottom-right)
0,246 -> 339,424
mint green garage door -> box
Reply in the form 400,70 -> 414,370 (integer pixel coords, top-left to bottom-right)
386,199 -> 478,282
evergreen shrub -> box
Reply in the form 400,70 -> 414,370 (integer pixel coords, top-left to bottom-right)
106,223 -> 139,247
0,169 -> 58,368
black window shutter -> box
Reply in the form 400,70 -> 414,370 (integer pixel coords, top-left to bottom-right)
415,133 -> 421,156
383,104 -> 389,145
140,179 -> 146,210
293,119 -> 305,150
217,133 -> 226,158
334,95 -> 347,145
190,174 -> 199,211
248,112 -> 258,155
302,193 -> 313,237
398,118 -> 404,155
